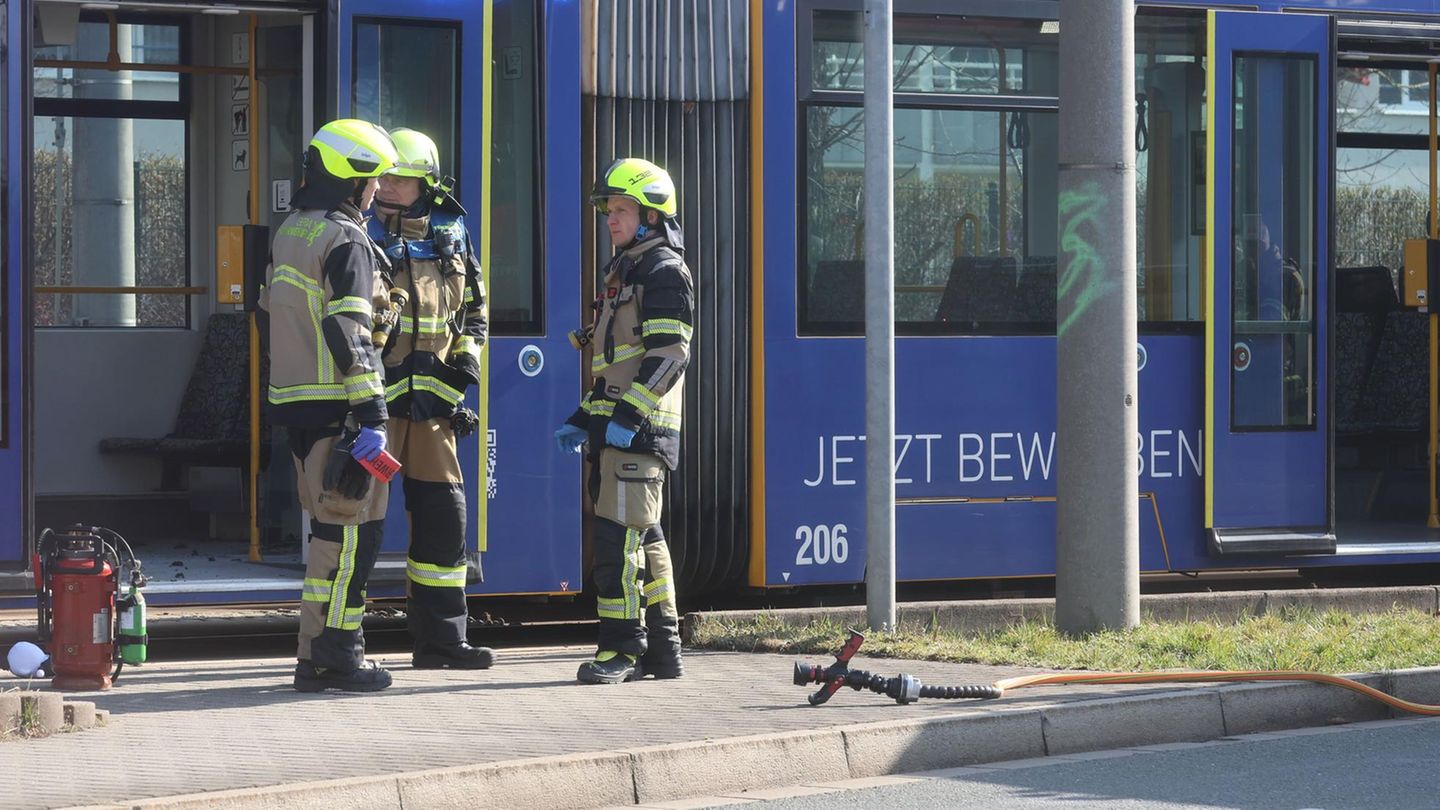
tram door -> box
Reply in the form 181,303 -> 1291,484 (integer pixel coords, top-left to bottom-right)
1205,10 -> 1334,555
333,2 -> 583,595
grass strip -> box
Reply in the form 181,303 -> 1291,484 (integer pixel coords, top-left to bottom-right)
690,607 -> 1440,673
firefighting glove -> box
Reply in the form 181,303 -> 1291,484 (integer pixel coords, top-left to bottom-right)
605,422 -> 637,449
451,407 -> 479,438
555,424 -> 587,455
350,426 -> 386,462
323,438 -> 372,501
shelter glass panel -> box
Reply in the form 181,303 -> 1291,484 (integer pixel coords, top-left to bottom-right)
1230,54 -> 1316,430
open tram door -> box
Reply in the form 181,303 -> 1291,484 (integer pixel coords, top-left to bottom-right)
1205,10 -> 1336,556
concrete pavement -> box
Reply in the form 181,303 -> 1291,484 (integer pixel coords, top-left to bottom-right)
1,643 -> 1437,809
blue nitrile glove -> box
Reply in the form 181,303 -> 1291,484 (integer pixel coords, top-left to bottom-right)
605,422 -> 637,449
555,424 -> 587,455
350,426 -> 387,462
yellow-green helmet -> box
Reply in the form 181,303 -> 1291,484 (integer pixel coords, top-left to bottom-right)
590,158 -> 678,219
385,128 -> 441,186
307,119 -> 397,180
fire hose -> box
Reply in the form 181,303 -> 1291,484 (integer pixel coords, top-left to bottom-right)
793,629 -> 1440,716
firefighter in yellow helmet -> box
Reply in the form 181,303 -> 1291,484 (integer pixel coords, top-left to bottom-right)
368,128 -> 495,670
557,158 -> 693,683
257,119 -> 399,692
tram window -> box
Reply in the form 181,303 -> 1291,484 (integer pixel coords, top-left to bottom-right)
809,11 -> 1057,96
32,17 -> 189,329
1336,66 -> 1431,280
1336,149 -> 1427,276
802,105 -> 1058,335
0,2 -> 6,447
352,21 -> 458,193
1135,12 -> 1205,325
488,0 -> 543,334
35,21 -> 181,102
800,10 -> 1060,336
32,116 -> 188,328
1230,55 -> 1317,430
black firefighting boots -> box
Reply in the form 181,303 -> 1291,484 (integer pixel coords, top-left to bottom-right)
293,659 -> 393,693
640,645 -> 684,679
412,641 -> 496,670
576,651 -> 643,684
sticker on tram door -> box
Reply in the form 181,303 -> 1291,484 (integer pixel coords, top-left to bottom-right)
1233,342 -> 1252,373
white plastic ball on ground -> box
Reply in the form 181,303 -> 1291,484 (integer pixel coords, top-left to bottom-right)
6,641 -> 49,678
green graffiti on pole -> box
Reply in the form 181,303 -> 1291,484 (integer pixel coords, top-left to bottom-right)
1057,181 -> 1115,338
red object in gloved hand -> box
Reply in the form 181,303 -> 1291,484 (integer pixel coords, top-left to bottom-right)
350,426 -> 386,461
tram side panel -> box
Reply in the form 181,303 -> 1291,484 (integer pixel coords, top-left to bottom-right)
761,335 -> 1206,586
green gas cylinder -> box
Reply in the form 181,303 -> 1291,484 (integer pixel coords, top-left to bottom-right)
116,583 -> 147,666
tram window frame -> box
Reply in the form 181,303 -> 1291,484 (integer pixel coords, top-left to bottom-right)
31,13 -> 192,331
0,0 -> 7,447
488,1 -> 544,336
351,14 -> 544,335
797,2 -> 1062,338
1335,58 -> 1432,278
1227,51 -> 1320,433
351,17 -> 461,183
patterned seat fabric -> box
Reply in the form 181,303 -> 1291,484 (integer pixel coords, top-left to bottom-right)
98,313 -> 260,487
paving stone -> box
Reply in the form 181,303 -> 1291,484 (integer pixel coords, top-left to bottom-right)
2,644 -> 1429,810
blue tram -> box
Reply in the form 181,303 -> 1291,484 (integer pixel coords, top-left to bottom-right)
2,0 -> 1439,607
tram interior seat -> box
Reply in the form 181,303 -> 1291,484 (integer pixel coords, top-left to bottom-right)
1014,257 -> 1057,324
935,255 -> 1057,326
1331,265 -> 1429,439
1334,266 -> 1397,435
809,259 -> 863,324
935,255 -> 1018,325
98,312 -> 266,492
1353,310 -> 1429,435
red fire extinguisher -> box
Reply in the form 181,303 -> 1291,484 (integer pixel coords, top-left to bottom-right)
34,525 -> 146,691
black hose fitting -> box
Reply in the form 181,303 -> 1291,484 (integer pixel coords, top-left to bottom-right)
793,630 -> 1003,706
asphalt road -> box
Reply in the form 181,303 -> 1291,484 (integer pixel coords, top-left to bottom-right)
702,718 -> 1440,810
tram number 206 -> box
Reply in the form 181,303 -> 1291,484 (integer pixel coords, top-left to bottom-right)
795,524 -> 850,566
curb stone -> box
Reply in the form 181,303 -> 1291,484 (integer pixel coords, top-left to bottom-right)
64,701 -> 97,730
1218,673 -> 1391,735
71,668 -> 1440,810
0,691 -> 20,734
23,691 -> 64,735
1040,689 -> 1226,755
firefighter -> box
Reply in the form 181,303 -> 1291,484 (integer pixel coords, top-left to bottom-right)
257,119 -> 399,692
368,128 -> 495,670
556,158 -> 694,684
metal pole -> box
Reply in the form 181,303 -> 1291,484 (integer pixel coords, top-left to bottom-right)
1055,1 -> 1139,634
863,0 -> 895,632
